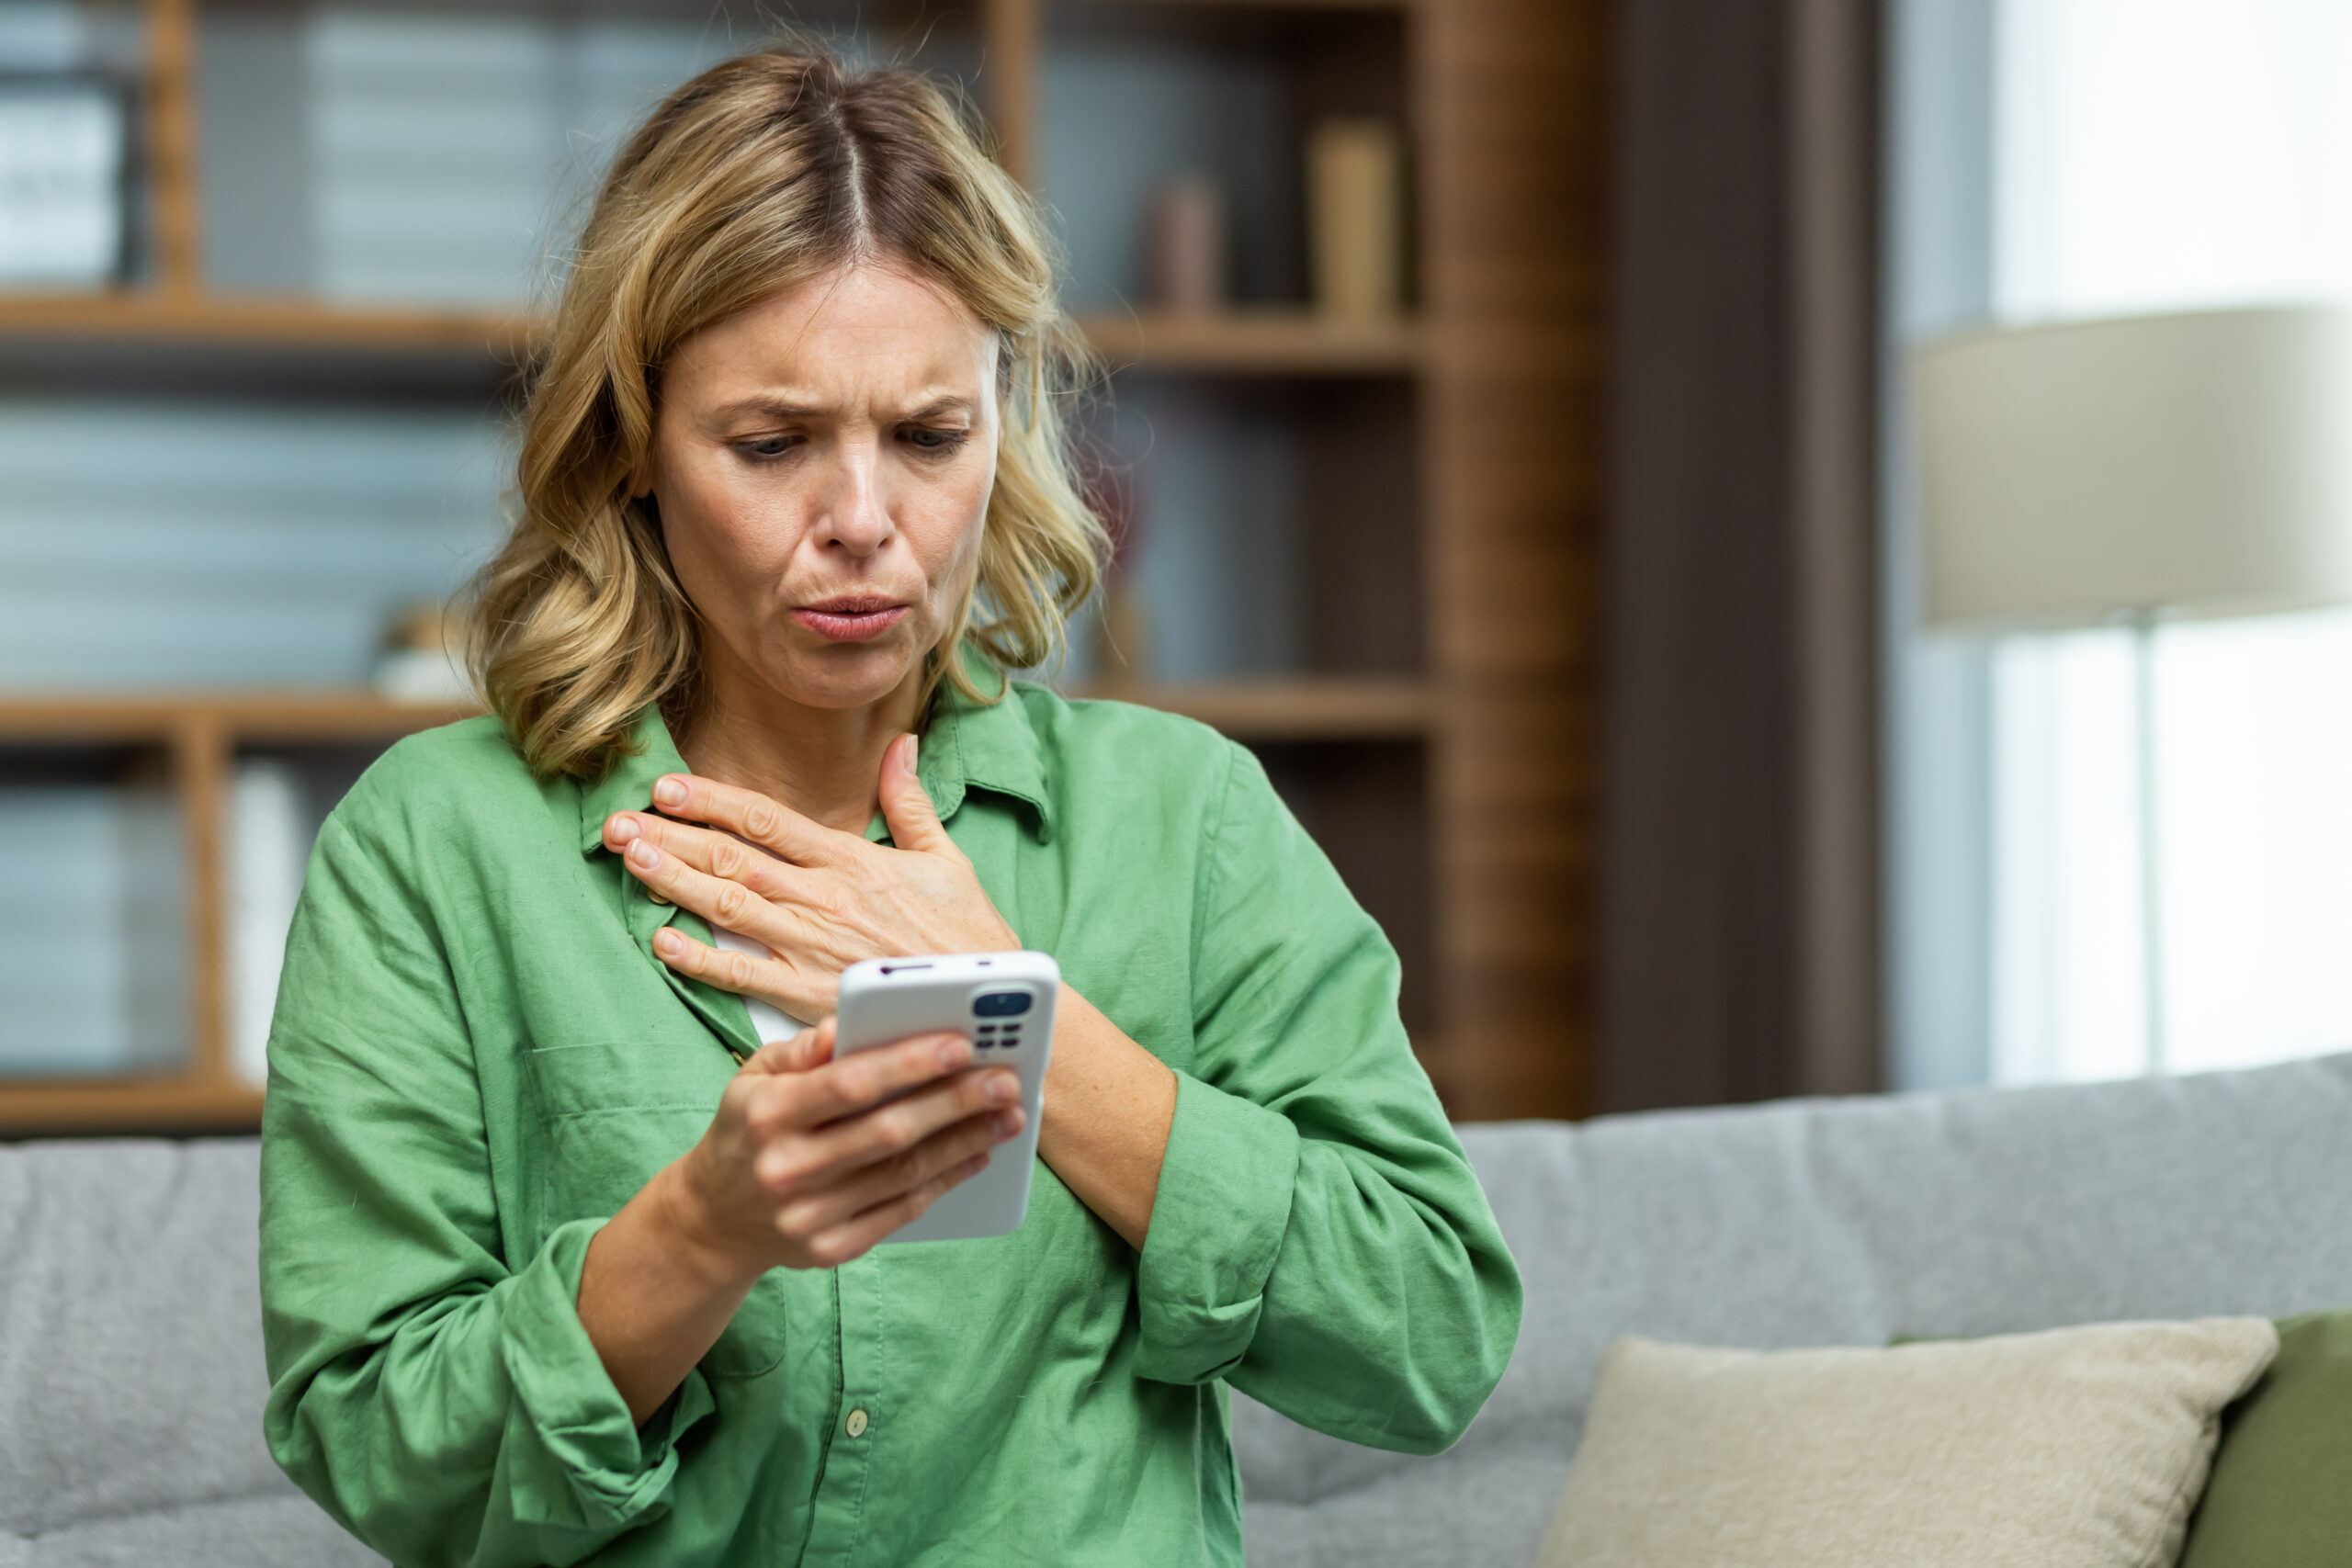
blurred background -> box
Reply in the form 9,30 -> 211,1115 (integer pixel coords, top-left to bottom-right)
1612,0 -> 2352,1114
12,0 -> 2352,1140
0,0 -> 1583,1133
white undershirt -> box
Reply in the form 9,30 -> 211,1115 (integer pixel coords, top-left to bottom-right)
709,924 -> 805,1045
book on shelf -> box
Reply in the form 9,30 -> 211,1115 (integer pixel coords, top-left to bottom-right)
0,74 -> 128,290
0,782 -> 181,1077
257,11 -> 721,308
228,759 -> 308,1089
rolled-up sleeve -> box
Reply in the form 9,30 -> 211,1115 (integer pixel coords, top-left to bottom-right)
1133,742 -> 1523,1455
260,812 -> 710,1568
1133,1074 -> 1301,1382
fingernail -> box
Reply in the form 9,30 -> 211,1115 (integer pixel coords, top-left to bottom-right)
992,1109 -> 1024,1138
653,928 -> 680,956
936,1037 -> 972,1071
653,775 -> 688,807
985,1071 -> 1018,1104
607,814 -> 639,845
904,734 -> 919,768
627,840 -> 660,871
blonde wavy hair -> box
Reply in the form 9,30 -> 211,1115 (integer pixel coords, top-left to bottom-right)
468,45 -> 1105,779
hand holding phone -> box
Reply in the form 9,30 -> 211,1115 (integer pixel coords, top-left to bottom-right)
833,951 -> 1059,1243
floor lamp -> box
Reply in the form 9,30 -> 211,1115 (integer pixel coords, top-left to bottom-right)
1913,305 -> 2352,1074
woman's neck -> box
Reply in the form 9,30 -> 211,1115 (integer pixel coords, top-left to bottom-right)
675,659 -> 927,837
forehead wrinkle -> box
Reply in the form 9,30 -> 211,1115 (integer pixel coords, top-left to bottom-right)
684,264 -> 999,429
706,387 -> 980,426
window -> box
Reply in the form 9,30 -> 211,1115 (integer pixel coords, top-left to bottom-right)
1981,0 -> 2352,1080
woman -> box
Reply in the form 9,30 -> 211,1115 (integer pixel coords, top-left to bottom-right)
260,46 -> 1520,1568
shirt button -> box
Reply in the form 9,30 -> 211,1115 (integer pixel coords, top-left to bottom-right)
844,1407 -> 870,1438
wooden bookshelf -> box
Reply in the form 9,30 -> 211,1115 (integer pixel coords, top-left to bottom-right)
0,0 -> 1597,1128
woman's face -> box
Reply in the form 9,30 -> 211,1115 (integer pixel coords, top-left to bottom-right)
643,261 -> 1001,714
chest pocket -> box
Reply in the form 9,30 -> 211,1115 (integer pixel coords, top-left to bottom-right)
524,1039 -> 787,1379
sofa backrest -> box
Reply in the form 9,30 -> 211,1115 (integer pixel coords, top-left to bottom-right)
0,1138 -> 287,1540
1233,1052 -> 2352,1567
9,1056 -> 2352,1567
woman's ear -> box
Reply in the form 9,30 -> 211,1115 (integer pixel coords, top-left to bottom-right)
625,430 -> 660,502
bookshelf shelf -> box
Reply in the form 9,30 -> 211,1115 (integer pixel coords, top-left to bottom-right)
0,680 -> 1430,749
0,296 -> 1417,380
1078,310 -> 1422,376
0,293 -> 528,354
1078,0 -> 1417,12
0,694 -> 474,743
1083,675 -> 1433,737
0,1078 -> 265,1139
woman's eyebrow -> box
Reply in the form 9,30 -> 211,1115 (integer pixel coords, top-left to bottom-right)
705,391 -> 978,424
707,394 -> 822,425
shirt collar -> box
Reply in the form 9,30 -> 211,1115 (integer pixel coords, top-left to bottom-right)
572,660 -> 1054,854
577,704 -> 693,853
921,660 -> 1056,843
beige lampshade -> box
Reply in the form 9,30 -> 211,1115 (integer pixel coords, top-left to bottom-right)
1914,305 -> 2352,629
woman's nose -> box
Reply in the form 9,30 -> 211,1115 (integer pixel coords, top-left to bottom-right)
817,442 -> 894,555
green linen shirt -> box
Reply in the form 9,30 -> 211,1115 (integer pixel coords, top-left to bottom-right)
259,672 -> 1522,1568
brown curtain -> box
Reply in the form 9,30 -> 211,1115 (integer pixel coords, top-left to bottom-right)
1599,0 -> 1883,1111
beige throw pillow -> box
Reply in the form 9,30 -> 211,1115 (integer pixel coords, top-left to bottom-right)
1537,1319 -> 2278,1568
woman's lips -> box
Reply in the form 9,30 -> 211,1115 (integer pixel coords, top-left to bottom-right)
793,597 -> 910,642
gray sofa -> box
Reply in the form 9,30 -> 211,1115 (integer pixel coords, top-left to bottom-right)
6,1053 -> 2349,1566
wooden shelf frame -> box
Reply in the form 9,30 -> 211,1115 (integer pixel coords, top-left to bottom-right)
0,0 -> 1597,1130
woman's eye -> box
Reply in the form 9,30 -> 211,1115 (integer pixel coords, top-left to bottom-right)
902,427 -> 969,454
737,435 -> 797,460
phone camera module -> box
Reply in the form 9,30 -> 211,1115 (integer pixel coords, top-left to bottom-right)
972,990 -> 1034,1018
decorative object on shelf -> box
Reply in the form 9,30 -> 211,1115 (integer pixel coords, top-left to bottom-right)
1915,304 -> 2352,1075
374,599 -> 473,705
1145,172 -> 1227,317
1306,117 -> 1404,321
0,777 -> 180,1077
0,73 -> 129,290
227,757 -> 306,1089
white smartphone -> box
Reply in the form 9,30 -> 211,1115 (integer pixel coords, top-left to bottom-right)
832,951 -> 1059,1244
